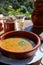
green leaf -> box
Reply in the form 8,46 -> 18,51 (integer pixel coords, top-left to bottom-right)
19,40 -> 26,46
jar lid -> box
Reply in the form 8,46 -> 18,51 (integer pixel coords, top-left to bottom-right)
3,16 -> 16,23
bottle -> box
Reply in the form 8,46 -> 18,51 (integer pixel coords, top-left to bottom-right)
32,0 -> 43,28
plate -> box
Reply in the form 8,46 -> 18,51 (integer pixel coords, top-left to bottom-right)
24,25 -> 43,35
0,45 -> 43,65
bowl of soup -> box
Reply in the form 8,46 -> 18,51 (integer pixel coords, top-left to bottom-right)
0,31 -> 40,59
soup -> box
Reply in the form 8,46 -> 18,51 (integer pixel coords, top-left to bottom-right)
0,38 -> 33,52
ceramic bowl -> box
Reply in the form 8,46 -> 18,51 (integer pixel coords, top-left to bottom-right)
0,31 -> 40,59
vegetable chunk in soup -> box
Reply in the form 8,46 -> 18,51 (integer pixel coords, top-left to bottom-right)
0,38 -> 33,52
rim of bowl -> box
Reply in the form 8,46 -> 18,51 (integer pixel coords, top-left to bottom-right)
0,31 -> 40,53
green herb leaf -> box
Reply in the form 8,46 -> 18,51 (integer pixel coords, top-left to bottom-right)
19,40 -> 26,46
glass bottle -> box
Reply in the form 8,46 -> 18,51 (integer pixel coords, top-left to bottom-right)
32,0 -> 43,28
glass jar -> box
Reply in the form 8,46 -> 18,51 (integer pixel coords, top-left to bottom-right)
32,0 -> 43,28
15,15 -> 25,30
3,17 -> 16,33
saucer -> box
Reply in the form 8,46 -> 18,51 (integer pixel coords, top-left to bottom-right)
0,45 -> 43,65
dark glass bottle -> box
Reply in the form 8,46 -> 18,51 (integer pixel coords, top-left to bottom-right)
32,0 -> 43,28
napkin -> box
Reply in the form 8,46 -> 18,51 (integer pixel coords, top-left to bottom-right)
39,32 -> 43,41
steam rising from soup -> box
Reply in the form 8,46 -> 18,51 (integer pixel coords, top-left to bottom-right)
0,38 -> 33,52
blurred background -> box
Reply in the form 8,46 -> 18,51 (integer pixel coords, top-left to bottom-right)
0,0 -> 34,19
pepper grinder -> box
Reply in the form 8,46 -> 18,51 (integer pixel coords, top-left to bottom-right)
32,0 -> 43,28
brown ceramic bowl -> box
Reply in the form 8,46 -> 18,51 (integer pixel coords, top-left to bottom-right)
0,31 -> 40,59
